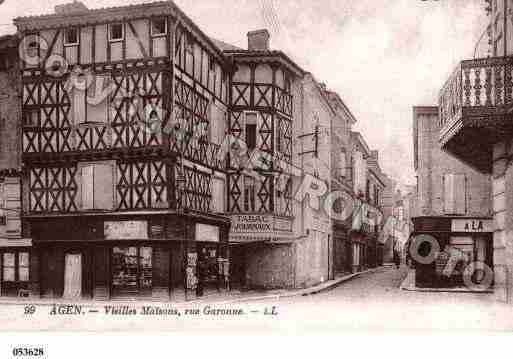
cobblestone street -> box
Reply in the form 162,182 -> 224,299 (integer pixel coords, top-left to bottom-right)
1,267 -> 511,331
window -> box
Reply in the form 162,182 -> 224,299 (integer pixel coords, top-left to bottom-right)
339,151 -> 347,178
0,215 -> 6,226
112,247 -> 152,296
443,174 -> 467,215
23,109 -> 39,128
210,102 -> 226,145
81,163 -> 114,210
0,54 -> 7,71
2,252 -> 29,282
151,18 -> 167,37
185,34 -> 194,54
86,75 -> 110,123
64,27 -> 79,46
244,176 -> 256,212
211,177 -> 225,213
245,112 -> 258,151
109,23 -> 124,42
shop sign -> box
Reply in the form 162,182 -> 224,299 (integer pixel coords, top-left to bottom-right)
232,215 -> 273,233
451,219 -> 493,233
195,224 -> 220,242
232,215 -> 292,233
104,221 -> 149,240
274,218 -> 293,232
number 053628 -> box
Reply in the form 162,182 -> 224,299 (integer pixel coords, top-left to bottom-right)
12,348 -> 44,357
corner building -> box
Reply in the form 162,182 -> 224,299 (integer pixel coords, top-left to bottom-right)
15,2 -> 231,300
438,0 -> 513,299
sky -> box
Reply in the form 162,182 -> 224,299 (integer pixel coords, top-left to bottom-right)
0,0 -> 489,186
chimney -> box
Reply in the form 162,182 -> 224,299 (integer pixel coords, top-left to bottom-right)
55,1 -> 88,15
247,29 -> 270,51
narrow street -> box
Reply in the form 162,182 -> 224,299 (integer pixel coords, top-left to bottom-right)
1,267 -> 511,331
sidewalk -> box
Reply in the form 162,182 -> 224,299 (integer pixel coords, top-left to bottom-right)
0,267 -> 383,307
400,269 -> 493,293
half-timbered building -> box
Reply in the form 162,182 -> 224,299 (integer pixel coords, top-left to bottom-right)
14,1 -> 232,300
214,30 -> 306,289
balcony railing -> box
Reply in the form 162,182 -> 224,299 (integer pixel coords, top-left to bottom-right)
438,56 -> 513,172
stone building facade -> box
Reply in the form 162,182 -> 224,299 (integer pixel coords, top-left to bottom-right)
412,106 -> 493,288
0,35 -> 30,296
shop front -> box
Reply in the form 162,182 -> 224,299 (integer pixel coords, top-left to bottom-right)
228,214 -> 294,289
25,214 -> 230,301
411,216 -> 494,289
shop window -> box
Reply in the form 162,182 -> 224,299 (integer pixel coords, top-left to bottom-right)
245,112 -> 257,151
81,163 -> 114,210
2,252 -> 29,283
151,18 -> 167,37
112,246 -> 152,296
64,27 -> 79,46
109,23 -> 124,42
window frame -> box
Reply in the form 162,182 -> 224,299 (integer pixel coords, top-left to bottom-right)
151,17 -> 168,37
1,251 -> 30,283
80,162 -> 115,211
23,109 -> 39,128
108,23 -> 125,43
64,27 -> 80,47
244,111 -> 258,151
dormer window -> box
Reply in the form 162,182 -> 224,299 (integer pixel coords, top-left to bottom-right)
109,23 -> 124,42
151,18 -> 167,37
64,27 -> 79,46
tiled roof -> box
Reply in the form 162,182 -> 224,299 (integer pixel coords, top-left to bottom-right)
13,1 -> 228,63
210,38 -> 242,52
224,49 -> 305,76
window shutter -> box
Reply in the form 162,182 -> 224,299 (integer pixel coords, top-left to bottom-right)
73,88 -> 86,124
443,174 -> 466,215
210,102 -> 226,145
81,165 -> 94,210
454,174 -> 466,215
339,151 -> 347,178
211,177 -> 225,213
93,164 -> 114,210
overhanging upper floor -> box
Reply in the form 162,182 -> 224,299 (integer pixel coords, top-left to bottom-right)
438,56 -> 513,173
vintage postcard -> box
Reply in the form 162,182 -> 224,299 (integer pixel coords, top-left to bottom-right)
0,0 -> 511,352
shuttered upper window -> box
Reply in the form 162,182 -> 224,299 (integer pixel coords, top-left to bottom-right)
443,174 -> 467,215
211,177 -> 225,213
81,163 -> 114,210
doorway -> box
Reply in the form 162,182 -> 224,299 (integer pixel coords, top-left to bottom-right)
63,253 -> 82,299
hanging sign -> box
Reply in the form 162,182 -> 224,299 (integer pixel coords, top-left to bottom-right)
195,224 -> 220,242
451,219 -> 493,233
104,221 -> 149,240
